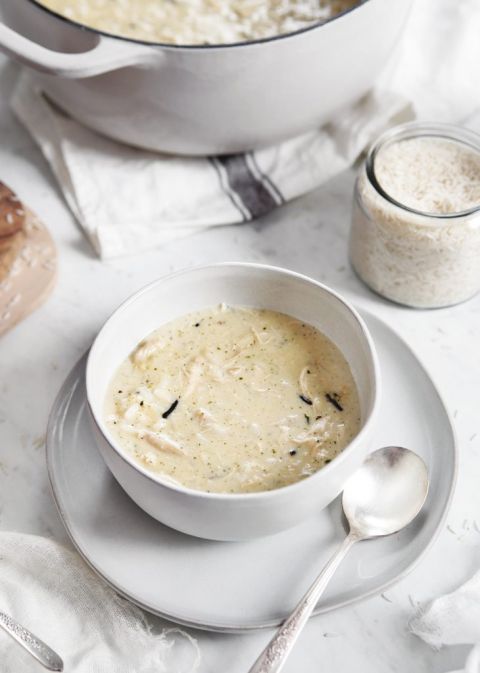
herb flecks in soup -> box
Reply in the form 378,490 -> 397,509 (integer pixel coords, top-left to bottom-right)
105,306 -> 361,493
38,0 -> 359,45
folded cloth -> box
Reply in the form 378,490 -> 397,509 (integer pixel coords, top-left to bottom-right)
410,570 -> 480,673
11,74 -> 410,259
0,532 -> 200,673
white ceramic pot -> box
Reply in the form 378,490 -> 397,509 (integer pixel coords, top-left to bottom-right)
0,0 -> 412,155
86,263 -> 381,541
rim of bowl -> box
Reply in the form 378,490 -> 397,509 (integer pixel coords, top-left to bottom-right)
27,0 -> 368,50
86,262 -> 381,501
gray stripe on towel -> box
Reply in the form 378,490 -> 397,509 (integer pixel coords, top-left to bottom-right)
247,153 -> 285,205
210,157 -> 250,221
216,154 -> 279,219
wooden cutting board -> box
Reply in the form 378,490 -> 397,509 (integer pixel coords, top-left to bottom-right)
0,182 -> 57,337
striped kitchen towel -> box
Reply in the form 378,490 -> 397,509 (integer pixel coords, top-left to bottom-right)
12,73 -> 409,259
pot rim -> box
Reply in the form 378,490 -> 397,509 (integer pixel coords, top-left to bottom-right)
27,0 -> 369,50
85,262 -> 381,502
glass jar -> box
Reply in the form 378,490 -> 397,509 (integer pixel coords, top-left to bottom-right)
349,122 -> 480,308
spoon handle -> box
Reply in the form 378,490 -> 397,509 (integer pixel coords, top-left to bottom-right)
0,610 -> 63,671
247,532 -> 358,673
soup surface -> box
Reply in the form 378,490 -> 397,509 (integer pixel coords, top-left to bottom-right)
105,305 -> 361,493
38,0 -> 359,45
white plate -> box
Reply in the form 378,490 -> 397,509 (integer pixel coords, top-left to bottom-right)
46,311 -> 457,632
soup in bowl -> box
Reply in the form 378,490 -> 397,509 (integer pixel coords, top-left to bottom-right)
86,263 -> 380,540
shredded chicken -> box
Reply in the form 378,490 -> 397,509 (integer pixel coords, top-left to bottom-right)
183,355 -> 205,398
124,403 -> 145,423
141,430 -> 185,455
292,417 -> 345,456
291,434 -> 325,451
122,423 -> 185,455
227,365 -> 242,376
131,337 -> 165,367
194,408 -> 227,435
251,326 -> 272,346
230,333 -> 255,358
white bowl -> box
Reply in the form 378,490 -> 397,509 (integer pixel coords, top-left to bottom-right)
86,263 -> 380,541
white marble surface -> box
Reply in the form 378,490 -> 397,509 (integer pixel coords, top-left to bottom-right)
1,0 -> 480,670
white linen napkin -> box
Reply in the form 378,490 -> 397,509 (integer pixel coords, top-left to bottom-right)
11,74 -> 410,259
410,571 -> 480,673
0,531 -> 200,673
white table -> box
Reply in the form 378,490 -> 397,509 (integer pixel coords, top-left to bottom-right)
1,1 -> 480,670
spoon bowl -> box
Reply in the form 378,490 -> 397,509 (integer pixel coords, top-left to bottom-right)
343,446 -> 429,539
248,446 -> 429,673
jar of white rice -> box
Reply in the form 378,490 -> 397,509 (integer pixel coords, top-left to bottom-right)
349,122 -> 480,308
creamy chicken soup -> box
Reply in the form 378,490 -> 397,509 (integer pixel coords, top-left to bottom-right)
38,0 -> 359,45
105,305 -> 361,493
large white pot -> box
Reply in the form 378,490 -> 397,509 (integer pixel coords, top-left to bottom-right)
0,0 -> 413,155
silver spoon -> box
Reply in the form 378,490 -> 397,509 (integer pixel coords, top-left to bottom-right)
247,446 -> 429,673
0,610 -> 63,671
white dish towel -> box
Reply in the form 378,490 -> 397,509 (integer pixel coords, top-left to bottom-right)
11,74 -> 409,259
2,530 -> 480,672
411,571 -> 480,673
0,532 -> 200,673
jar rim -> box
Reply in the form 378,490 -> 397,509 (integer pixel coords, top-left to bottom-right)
365,121 -> 480,220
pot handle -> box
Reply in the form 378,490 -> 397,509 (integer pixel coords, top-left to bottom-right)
0,22 -> 163,78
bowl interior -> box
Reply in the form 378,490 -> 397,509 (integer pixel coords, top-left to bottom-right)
87,264 -> 378,443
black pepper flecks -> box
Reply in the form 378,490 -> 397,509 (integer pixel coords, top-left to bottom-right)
299,394 -> 313,406
162,399 -> 179,419
325,393 -> 343,411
